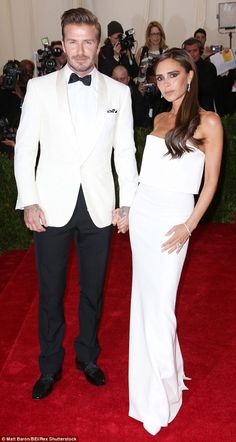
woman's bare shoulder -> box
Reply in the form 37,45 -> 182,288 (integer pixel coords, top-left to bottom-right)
154,112 -> 169,124
197,110 -> 223,153
152,112 -> 168,132
199,109 -> 222,130
153,112 -> 173,136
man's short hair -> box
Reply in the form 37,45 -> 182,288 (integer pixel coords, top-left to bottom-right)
61,7 -> 101,42
51,40 -> 63,48
182,37 -> 203,53
112,65 -> 128,75
194,28 -> 206,38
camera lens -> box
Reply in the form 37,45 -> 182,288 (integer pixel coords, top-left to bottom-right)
52,47 -> 63,57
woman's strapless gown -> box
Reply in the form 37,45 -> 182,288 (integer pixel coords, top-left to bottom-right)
128,135 -> 205,435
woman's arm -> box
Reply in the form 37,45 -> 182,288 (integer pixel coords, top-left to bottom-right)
185,111 -> 223,232
161,111 -> 223,254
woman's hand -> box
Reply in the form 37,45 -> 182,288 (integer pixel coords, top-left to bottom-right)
161,223 -> 191,254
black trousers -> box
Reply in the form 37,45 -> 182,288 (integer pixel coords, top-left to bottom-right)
34,187 -> 112,374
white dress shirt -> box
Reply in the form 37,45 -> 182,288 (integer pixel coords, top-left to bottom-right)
65,64 -> 98,145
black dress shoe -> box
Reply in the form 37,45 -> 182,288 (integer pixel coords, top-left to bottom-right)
75,359 -> 106,386
32,369 -> 62,400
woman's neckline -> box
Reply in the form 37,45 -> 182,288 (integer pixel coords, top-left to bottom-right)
147,134 -> 205,156
148,133 -> 165,140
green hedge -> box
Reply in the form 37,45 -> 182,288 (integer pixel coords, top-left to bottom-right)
204,113 -> 236,223
0,153 -> 32,253
134,127 -> 152,173
0,114 -> 235,252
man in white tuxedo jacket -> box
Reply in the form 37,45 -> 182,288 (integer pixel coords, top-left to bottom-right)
14,7 -> 138,400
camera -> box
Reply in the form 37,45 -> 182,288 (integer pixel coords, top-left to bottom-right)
210,45 -> 223,53
119,28 -> 135,51
51,46 -> 63,57
37,44 -> 56,76
2,60 -> 21,90
0,117 -> 16,142
143,83 -> 156,94
37,38 -> 63,75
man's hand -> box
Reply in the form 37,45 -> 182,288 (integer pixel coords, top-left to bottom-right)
112,207 -> 129,234
113,41 -> 121,58
203,46 -> 214,58
24,204 -> 47,232
138,82 -> 146,96
112,208 -> 119,226
1,138 -> 15,148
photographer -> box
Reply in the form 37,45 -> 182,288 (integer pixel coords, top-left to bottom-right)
51,41 -> 67,70
193,28 -> 225,61
182,38 -> 217,111
37,39 -> 66,76
0,59 -> 34,156
134,66 -> 170,128
98,21 -> 138,79
112,65 -> 170,128
194,28 -> 212,60
17,59 -> 35,97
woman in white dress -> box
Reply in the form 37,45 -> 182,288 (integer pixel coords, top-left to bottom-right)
116,48 -> 223,435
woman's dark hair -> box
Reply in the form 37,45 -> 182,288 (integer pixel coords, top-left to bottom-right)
154,47 -> 203,158
61,8 -> 101,42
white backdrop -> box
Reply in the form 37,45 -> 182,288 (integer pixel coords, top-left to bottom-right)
0,0 -> 235,70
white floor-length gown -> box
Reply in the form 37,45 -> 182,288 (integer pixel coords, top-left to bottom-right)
129,135 -> 205,435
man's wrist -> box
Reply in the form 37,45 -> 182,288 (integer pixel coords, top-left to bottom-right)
24,204 -> 39,211
119,206 -> 130,218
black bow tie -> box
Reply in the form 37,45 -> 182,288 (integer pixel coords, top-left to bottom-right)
68,72 -> 91,86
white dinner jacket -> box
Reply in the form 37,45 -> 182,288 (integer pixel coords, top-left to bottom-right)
14,66 -> 138,227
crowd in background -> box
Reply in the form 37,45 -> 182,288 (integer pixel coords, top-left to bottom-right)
0,19 -> 236,157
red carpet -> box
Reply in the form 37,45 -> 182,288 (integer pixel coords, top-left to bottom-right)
0,224 -> 235,441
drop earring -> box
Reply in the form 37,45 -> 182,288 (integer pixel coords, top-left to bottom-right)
187,82 -> 191,92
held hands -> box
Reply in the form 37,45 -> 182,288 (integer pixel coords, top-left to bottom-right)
24,204 -> 47,232
112,207 -> 130,234
161,223 -> 192,254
